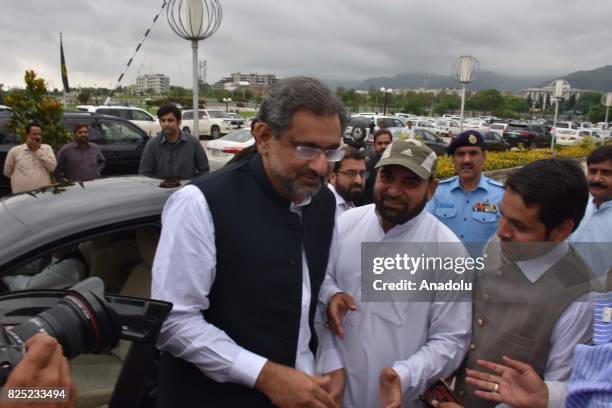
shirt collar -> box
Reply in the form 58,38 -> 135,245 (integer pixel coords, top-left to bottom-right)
592,197 -> 612,212
160,131 -> 188,144
378,208 -> 428,239
328,184 -> 348,207
71,141 -> 89,148
517,242 -> 569,283
450,175 -> 487,192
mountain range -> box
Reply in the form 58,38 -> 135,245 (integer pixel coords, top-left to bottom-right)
323,65 -> 612,94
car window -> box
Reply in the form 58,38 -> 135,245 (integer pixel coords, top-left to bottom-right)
183,112 -> 193,120
393,119 -> 404,127
97,109 -> 126,119
100,120 -> 144,144
207,110 -> 226,119
61,122 -> 103,143
221,129 -> 253,142
130,110 -> 154,121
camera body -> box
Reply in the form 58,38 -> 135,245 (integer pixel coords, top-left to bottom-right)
0,277 -> 172,405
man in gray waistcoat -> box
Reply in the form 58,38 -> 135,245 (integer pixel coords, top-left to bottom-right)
454,159 -> 599,408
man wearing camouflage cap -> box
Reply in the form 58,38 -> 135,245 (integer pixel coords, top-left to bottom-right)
427,130 -> 505,257
317,140 -> 471,407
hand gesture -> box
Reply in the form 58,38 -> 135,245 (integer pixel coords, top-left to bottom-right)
466,355 -> 548,408
326,292 -> 356,338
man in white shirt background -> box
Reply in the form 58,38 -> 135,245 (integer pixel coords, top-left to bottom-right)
570,144 -> 612,289
3,122 -> 56,193
328,146 -> 367,218
320,140 -> 472,407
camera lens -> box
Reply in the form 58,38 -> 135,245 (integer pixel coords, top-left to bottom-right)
6,279 -> 121,358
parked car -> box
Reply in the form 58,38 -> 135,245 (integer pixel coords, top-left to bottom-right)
223,112 -> 246,129
181,109 -> 236,139
0,176 -> 183,408
413,129 -> 449,156
481,131 -> 510,151
0,105 -> 10,112
0,111 -> 150,196
344,116 -> 370,146
502,123 -> 550,149
554,128 -> 583,145
434,119 -> 461,138
362,116 -> 406,143
489,122 -> 509,136
204,128 -> 254,171
76,105 -> 161,137
577,129 -> 602,141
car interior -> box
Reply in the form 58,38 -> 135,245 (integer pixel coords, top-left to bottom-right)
1,225 -> 161,408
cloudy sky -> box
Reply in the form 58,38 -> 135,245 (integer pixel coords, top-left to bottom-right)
1,0 -> 611,90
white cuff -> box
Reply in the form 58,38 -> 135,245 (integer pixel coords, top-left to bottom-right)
229,349 -> 268,388
391,363 -> 411,396
544,381 -> 568,408
319,285 -> 342,307
316,341 -> 343,374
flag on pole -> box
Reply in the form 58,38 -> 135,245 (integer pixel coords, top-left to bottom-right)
60,33 -> 70,93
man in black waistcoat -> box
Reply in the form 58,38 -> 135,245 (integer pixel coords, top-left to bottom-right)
152,77 -> 348,407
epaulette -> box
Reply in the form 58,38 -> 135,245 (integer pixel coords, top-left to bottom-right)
438,175 -> 457,184
485,177 -> 504,188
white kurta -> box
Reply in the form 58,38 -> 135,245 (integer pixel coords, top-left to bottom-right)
318,204 -> 472,407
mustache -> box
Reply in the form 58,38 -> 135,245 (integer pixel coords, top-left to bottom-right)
297,170 -> 325,182
589,182 -> 607,189
382,195 -> 407,206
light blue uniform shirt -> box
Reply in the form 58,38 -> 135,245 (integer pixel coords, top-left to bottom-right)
570,198 -> 612,286
427,175 -> 504,257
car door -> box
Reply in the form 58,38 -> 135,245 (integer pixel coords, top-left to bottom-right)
127,109 -> 161,137
99,119 -> 148,174
0,222 -> 162,408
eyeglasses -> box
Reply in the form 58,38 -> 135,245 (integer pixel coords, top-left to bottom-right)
337,170 -> 370,179
293,145 -> 346,162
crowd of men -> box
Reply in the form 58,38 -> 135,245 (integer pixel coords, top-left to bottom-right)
2,122 -> 105,193
148,77 -> 610,408
3,77 -> 610,408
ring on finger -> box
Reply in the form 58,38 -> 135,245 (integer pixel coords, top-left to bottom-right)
493,383 -> 499,392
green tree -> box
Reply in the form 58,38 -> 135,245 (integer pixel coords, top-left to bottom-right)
3,70 -> 69,150
77,89 -> 91,104
587,105 -> 607,122
575,92 -> 603,115
433,93 -> 460,115
467,89 -> 503,113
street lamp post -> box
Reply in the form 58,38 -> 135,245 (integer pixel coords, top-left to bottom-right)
167,0 -> 222,139
453,56 -> 480,133
380,87 -> 392,116
550,79 -> 569,150
223,97 -> 232,113
601,92 -> 612,145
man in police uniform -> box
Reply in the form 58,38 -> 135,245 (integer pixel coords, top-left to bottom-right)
427,130 -> 504,256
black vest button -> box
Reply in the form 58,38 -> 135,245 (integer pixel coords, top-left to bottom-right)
288,258 -> 297,265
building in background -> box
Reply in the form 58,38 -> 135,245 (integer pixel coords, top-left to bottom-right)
212,72 -> 277,96
136,74 -> 170,95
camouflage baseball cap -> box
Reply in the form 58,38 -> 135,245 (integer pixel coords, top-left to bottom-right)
375,139 -> 437,179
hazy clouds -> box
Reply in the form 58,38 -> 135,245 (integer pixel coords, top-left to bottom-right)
1,0 -> 611,89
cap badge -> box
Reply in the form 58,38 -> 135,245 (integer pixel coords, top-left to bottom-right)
468,134 -> 477,144
401,149 -> 413,157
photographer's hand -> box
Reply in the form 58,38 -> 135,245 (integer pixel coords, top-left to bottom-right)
4,333 -> 76,407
